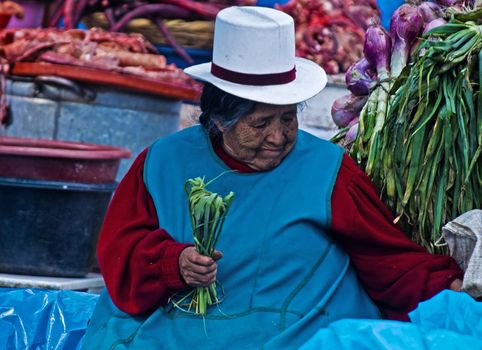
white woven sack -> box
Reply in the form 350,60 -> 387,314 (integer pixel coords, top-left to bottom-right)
442,209 -> 482,299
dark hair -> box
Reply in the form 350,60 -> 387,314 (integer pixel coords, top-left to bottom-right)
199,83 -> 257,136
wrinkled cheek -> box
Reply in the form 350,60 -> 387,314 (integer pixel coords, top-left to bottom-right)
287,131 -> 297,144
240,140 -> 264,156
238,144 -> 260,160
284,138 -> 296,154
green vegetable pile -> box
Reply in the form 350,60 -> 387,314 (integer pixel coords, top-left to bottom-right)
172,176 -> 234,315
353,8 -> 482,253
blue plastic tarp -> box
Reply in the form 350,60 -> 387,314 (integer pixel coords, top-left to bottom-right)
0,288 -> 98,350
301,290 -> 482,350
0,289 -> 480,349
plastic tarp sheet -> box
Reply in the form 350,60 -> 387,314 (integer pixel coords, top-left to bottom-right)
0,288 -> 480,349
301,290 -> 482,350
0,288 -> 98,350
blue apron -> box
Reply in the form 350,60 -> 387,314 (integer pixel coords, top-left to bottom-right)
82,126 -> 380,349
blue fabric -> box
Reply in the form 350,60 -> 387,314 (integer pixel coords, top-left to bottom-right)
378,0 -> 404,29
256,0 -> 290,8
83,126 -> 380,349
0,288 -> 98,350
300,290 -> 482,350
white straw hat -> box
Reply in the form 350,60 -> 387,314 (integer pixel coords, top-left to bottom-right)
184,6 -> 327,105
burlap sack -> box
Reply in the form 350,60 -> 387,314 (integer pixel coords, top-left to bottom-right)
442,209 -> 482,299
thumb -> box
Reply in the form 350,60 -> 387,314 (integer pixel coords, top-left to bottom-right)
212,250 -> 223,261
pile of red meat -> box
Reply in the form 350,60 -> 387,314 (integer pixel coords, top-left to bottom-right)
0,27 -> 199,88
48,0 -> 254,64
0,27 -> 201,125
277,0 -> 380,75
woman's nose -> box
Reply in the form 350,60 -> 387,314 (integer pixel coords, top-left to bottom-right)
266,125 -> 286,146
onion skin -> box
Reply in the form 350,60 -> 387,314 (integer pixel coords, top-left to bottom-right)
423,18 -> 447,35
363,25 -> 392,76
331,93 -> 368,128
417,2 -> 444,24
390,4 -> 424,47
389,4 -> 424,77
345,58 -> 377,96
346,122 -> 359,144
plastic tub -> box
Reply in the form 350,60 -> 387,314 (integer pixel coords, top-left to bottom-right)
0,137 -> 131,183
0,177 -> 116,277
5,77 -> 181,181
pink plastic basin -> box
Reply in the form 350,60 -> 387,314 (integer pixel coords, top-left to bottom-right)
0,137 -> 132,183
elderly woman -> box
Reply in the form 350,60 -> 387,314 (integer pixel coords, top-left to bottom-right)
83,6 -> 463,349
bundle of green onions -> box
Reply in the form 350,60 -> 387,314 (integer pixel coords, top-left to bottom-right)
351,6 -> 482,253
174,176 -> 234,315
382,15 -> 481,252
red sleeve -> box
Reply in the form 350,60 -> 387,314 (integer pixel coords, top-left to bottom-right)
331,154 -> 464,321
97,149 -> 191,316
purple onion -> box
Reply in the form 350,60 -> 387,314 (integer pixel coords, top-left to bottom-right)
423,18 -> 448,35
331,94 -> 368,128
345,58 -> 378,96
418,2 -> 443,23
363,25 -> 392,76
348,117 -> 359,128
389,4 -> 424,77
346,123 -> 359,144
390,4 -> 424,44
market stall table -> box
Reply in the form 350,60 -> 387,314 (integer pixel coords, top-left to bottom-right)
0,272 -> 105,294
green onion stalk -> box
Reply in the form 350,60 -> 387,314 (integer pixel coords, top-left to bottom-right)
353,24 -> 393,183
172,176 -> 234,316
352,8 -> 482,253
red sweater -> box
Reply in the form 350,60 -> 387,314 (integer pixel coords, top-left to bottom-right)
97,142 -> 463,321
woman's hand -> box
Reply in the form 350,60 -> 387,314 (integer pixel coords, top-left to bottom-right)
449,278 -> 463,292
179,247 -> 223,287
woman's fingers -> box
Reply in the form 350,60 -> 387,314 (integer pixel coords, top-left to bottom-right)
179,247 -> 221,287
182,269 -> 217,287
188,261 -> 216,275
187,250 -> 216,267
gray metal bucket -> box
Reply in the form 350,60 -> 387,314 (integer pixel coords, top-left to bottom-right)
4,76 -> 182,180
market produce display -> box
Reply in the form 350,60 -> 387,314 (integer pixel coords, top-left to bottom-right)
277,0 -> 380,74
49,0 -> 223,29
332,0 -> 482,252
48,0 -> 253,64
0,27 -> 199,86
0,1 -> 23,17
0,1 -> 23,31
83,15 -> 215,50
0,1 -> 23,20
46,0 -> 379,71
0,27 -> 201,126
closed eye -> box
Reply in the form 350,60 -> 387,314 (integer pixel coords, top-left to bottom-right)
282,115 -> 296,124
252,123 -> 267,129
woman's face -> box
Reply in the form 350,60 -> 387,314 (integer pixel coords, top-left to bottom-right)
218,103 -> 298,171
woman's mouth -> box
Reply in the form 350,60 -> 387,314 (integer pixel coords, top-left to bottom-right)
259,148 -> 284,156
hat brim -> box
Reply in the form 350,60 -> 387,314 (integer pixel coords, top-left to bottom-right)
184,58 -> 327,105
